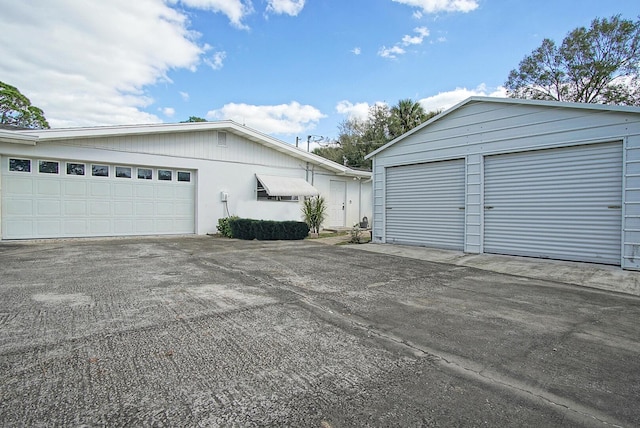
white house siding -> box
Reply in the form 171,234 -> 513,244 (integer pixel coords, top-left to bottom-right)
0,126 -> 372,239
368,98 -> 640,270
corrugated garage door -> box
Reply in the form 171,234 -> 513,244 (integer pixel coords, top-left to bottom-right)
484,142 -> 622,265
1,156 -> 195,239
385,159 -> 465,250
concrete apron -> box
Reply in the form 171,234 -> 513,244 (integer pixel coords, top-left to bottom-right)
345,243 -> 640,297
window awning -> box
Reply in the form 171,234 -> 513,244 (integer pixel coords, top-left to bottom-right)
256,174 -> 319,197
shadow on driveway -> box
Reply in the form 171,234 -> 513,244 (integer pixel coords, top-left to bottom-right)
1,236 -> 639,426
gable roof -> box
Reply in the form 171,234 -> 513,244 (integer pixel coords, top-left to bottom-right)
6,120 -> 370,178
365,96 -> 640,160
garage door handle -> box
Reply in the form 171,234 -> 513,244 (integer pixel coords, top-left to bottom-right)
386,207 -> 392,210
608,205 -> 621,209
458,207 -> 465,210
484,206 -> 494,210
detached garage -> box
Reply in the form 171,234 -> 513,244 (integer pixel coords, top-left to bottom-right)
366,97 -> 640,270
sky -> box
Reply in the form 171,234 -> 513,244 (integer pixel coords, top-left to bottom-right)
1,0 -> 638,148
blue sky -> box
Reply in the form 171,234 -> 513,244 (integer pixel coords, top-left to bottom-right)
1,0 -> 638,147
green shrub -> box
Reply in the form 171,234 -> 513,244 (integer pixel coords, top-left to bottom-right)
227,218 -> 309,240
216,215 -> 239,238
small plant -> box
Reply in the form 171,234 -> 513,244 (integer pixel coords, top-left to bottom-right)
349,224 -> 363,244
301,196 -> 327,234
217,215 -> 239,238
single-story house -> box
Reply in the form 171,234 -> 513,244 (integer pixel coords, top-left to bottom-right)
365,96 -> 640,270
0,121 -> 371,240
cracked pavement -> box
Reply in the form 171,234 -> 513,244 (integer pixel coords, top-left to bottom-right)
1,236 -> 639,427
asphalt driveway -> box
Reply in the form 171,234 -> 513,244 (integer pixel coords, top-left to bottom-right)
1,236 -> 639,427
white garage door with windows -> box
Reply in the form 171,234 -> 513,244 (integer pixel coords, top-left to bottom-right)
385,159 -> 466,250
1,156 -> 195,239
484,142 -> 623,265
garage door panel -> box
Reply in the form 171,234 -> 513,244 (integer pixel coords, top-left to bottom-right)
484,142 -> 622,264
37,220 -> 61,236
7,177 -> 33,195
37,200 -> 61,215
36,180 -> 61,196
386,159 -> 465,250
2,156 -> 196,239
64,181 -> 86,197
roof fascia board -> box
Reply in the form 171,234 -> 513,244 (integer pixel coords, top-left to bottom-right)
0,130 -> 37,145
365,96 -> 640,159
15,121 -> 371,178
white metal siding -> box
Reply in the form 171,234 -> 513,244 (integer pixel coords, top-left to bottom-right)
385,159 -> 465,250
484,142 -> 622,264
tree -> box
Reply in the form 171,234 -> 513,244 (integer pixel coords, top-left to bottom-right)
0,81 -> 50,129
181,116 -> 207,122
505,15 -> 640,105
389,98 -> 427,139
313,100 -> 438,170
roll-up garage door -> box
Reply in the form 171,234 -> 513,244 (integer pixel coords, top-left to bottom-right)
1,157 -> 195,239
385,159 -> 465,250
484,142 -> 622,264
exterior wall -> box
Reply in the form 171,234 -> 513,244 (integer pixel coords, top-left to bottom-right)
370,100 -> 640,269
0,129 -> 371,237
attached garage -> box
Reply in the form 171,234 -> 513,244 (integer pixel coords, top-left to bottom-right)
385,159 -> 465,250
366,97 -> 640,270
1,156 -> 195,239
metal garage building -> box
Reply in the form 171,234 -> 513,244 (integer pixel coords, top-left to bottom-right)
365,97 -> 640,270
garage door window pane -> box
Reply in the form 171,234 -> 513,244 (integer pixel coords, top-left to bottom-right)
138,168 -> 152,180
9,158 -> 31,172
39,161 -> 59,174
177,171 -> 191,182
67,163 -> 85,175
116,166 -> 132,178
92,165 -> 109,177
158,170 -> 172,181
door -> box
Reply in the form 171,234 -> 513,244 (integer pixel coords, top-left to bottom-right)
484,142 -> 622,264
385,159 -> 466,250
328,180 -> 346,227
1,156 -> 196,239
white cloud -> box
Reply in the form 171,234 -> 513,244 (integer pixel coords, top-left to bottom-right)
180,91 -> 190,101
179,0 -> 253,29
266,0 -> 306,16
161,107 -> 176,117
205,51 -> 227,70
378,45 -> 406,59
379,27 -> 430,59
418,84 -> 507,112
402,26 -> 429,45
0,0 -> 207,127
336,100 -> 387,122
412,10 -> 423,19
392,0 -> 479,13
351,47 -> 362,55
206,101 -> 326,135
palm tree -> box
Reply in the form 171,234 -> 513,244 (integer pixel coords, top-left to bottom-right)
389,98 -> 427,139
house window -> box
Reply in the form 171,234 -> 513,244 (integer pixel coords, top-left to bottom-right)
137,168 -> 152,180
9,158 -> 31,172
39,160 -> 59,174
115,166 -> 132,178
256,179 -> 298,202
66,163 -> 85,176
158,169 -> 172,181
92,164 -> 109,177
177,171 -> 191,182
